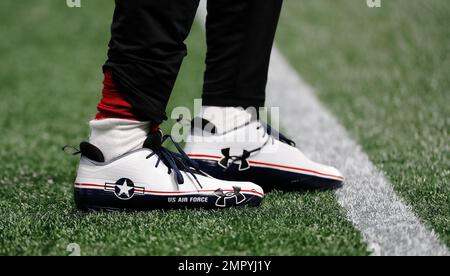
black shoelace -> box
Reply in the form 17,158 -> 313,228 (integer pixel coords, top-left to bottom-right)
260,123 -> 296,147
145,134 -> 203,188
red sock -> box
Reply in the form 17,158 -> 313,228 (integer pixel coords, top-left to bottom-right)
95,70 -> 160,132
95,70 -> 136,120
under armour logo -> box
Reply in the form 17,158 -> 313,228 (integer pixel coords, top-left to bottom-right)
218,148 -> 251,171
214,187 -> 246,207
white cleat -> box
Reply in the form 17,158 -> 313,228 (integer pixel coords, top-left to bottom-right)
72,132 -> 264,211
185,119 -> 344,191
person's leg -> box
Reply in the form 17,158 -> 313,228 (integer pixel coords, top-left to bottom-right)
104,0 -> 200,124
92,0 -> 199,162
202,0 -> 283,109
74,0 -> 265,210
186,0 -> 344,191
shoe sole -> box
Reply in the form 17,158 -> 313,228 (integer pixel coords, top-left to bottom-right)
74,187 -> 263,212
195,159 -> 343,191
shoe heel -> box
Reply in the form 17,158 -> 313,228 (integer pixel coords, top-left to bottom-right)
74,187 -> 119,212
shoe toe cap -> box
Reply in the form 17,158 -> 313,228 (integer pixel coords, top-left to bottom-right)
235,181 -> 265,197
328,166 -> 344,181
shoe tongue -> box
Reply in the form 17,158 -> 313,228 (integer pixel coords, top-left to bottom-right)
143,131 -> 163,151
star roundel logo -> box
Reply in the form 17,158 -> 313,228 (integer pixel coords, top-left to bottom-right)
114,178 -> 135,200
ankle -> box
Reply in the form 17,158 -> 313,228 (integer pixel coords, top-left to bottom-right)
91,70 -> 162,162
95,69 -> 137,120
201,106 -> 255,134
88,119 -> 152,162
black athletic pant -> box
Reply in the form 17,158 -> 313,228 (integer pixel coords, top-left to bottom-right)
104,0 -> 283,124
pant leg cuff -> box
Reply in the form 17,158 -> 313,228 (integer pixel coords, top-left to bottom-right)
202,95 -> 265,109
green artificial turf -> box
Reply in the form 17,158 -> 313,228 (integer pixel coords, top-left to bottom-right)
276,0 -> 450,246
0,0 -> 368,255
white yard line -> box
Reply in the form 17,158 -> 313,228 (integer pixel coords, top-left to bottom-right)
266,49 -> 449,256
196,1 -> 449,256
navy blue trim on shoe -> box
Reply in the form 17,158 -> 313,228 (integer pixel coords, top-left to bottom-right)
196,159 -> 343,191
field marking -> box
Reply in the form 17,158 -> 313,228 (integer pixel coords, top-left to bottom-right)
196,1 -> 449,256
266,49 -> 449,256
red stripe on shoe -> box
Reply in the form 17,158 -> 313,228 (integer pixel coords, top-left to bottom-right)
187,154 -> 344,181
74,183 -> 264,197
